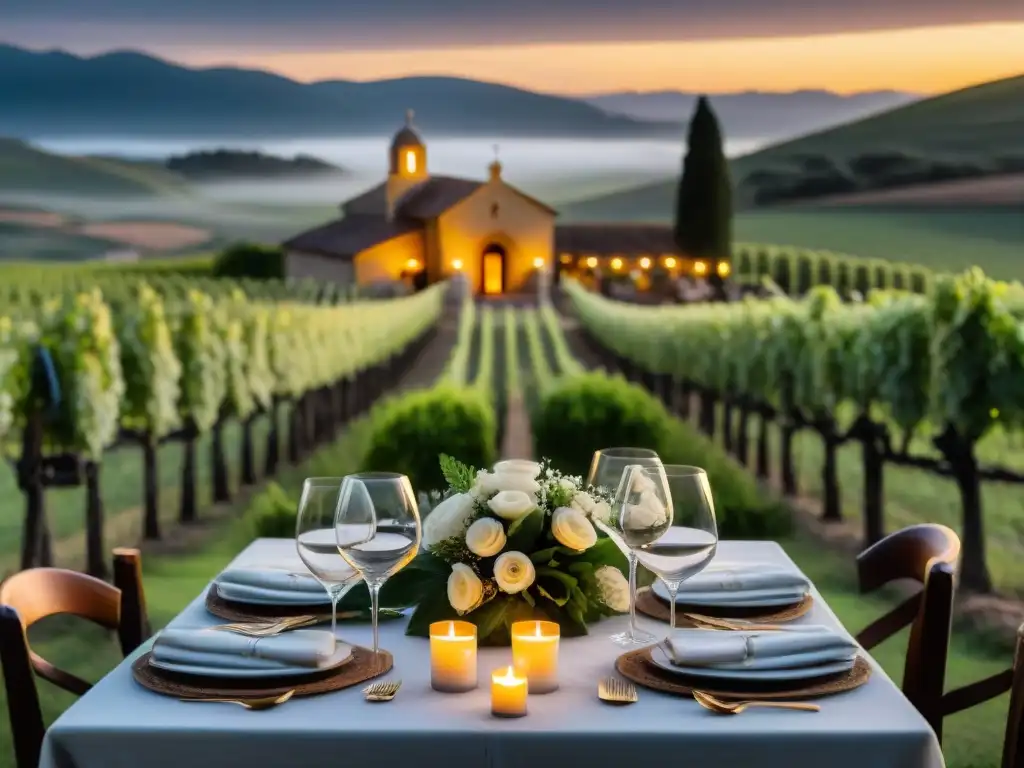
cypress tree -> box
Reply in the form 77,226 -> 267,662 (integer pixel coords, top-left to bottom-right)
673,96 -> 733,260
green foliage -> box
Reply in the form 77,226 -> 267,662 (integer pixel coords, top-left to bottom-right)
247,482 -> 298,538
533,372 -> 671,478
211,242 -> 286,280
674,96 -> 732,261
363,385 -> 497,492
439,453 -> 476,494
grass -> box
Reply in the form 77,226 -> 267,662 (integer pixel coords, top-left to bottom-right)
0,222 -> 118,262
0,416 -> 275,576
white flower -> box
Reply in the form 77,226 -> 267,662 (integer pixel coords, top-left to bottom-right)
423,493 -> 476,548
551,507 -> 598,551
632,470 -> 657,494
594,566 -> 630,613
447,564 -> 484,614
473,469 -> 541,499
465,517 -> 506,557
487,490 -> 536,521
572,491 -> 613,525
557,477 -> 577,494
626,492 -> 669,530
494,551 -> 536,594
492,459 -> 542,477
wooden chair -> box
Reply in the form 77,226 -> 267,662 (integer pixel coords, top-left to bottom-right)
938,623 -> 1024,767
0,548 -> 150,768
855,523 -> 960,741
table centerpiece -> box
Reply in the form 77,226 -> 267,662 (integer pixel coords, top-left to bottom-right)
387,455 -> 645,646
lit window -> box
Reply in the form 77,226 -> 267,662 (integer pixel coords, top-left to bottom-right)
639,257 -> 651,269
585,256 -> 598,269
611,258 -> 623,271
452,259 -> 464,271
664,257 -> 677,269
405,150 -> 417,174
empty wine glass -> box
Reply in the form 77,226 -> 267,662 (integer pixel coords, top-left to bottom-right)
295,478 -> 365,637
336,472 -> 421,660
587,447 -> 665,647
623,464 -> 718,637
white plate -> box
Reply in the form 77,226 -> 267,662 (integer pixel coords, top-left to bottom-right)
652,580 -> 807,608
213,582 -> 332,606
648,649 -> 855,682
149,642 -> 353,679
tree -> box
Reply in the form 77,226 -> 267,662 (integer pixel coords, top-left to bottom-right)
212,242 -> 285,280
673,96 -> 732,261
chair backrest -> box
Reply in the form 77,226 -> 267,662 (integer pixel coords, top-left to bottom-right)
0,548 -> 149,768
940,623 -> 1024,767
855,523 -> 960,741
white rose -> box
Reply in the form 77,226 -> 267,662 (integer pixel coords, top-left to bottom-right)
626,491 -> 669,530
423,493 -> 476,548
594,565 -> 630,613
447,564 -> 484,614
465,517 -> 506,557
473,469 -> 540,499
572,491 -> 613,524
632,470 -> 657,494
557,477 -> 576,493
487,490 -> 536,521
492,459 -> 541,477
493,551 -> 536,594
551,507 -> 597,551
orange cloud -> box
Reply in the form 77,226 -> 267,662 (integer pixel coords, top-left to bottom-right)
186,22 -> 1024,94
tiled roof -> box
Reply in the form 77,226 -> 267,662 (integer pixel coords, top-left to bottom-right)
554,223 -> 679,255
399,176 -> 484,218
282,214 -> 423,259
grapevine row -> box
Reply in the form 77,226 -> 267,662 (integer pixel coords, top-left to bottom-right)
565,271 -> 1024,593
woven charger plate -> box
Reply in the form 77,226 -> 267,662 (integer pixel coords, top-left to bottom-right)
205,584 -> 332,622
616,646 -> 870,701
635,587 -> 813,627
132,645 -> 393,699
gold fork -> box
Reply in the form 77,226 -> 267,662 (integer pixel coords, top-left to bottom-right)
683,614 -> 788,632
363,680 -> 402,702
598,677 -> 638,704
210,616 -> 320,637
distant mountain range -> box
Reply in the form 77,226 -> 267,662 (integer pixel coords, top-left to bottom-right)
0,44 -> 676,139
584,90 -> 920,143
2,43 -> 921,142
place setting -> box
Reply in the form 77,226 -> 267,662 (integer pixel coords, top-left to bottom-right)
587,454 -> 871,706
133,473 -> 419,705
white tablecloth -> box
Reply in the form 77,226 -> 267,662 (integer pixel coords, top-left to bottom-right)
39,538 -> 945,768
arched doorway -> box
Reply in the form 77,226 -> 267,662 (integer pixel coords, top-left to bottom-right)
481,243 -> 506,295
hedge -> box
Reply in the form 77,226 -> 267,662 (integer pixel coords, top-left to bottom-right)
534,372 -> 791,538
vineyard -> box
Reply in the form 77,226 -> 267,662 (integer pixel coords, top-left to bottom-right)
0,276 -> 445,578
564,271 -> 1024,595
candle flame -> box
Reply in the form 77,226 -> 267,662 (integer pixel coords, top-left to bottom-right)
496,665 -> 520,685
535,624 -> 542,638
447,622 -> 457,639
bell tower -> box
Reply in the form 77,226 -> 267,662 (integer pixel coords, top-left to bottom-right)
386,109 -> 428,218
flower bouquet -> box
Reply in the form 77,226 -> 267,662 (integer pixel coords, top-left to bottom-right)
393,455 -> 636,645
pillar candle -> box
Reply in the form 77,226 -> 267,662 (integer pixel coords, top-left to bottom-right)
429,621 -> 478,692
491,666 -> 528,717
511,620 -> 560,694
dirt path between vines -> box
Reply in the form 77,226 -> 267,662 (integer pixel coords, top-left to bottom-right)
500,393 -> 534,460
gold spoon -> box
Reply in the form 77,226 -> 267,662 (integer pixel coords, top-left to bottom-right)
692,690 -> 820,714
178,690 -> 295,710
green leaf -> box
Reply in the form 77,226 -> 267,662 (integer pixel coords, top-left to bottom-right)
521,590 -> 536,608
529,545 -> 580,566
468,597 -> 511,643
535,566 -> 578,607
505,508 -> 545,552
439,453 -> 476,494
381,552 -> 449,608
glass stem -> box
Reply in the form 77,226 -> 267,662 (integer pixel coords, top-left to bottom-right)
666,580 -> 679,636
627,552 -> 639,641
330,588 -> 341,637
369,580 -> 382,657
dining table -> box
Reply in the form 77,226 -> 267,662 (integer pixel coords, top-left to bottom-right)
38,538 -> 945,768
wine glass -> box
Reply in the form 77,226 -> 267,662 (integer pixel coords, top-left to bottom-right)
623,464 -> 718,637
336,472 -> 422,660
295,478 -> 365,637
587,447 -> 665,646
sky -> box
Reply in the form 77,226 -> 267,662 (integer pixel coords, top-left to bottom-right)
3,0 -> 1024,94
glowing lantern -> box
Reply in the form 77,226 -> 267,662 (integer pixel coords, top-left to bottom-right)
585,257 -> 598,269
611,257 -> 623,271
639,257 -> 651,269
405,150 -> 417,174
452,259 -> 464,271
664,257 -> 677,269
717,261 -> 731,278
693,261 -> 707,276
533,257 -> 545,269
406,258 -> 421,271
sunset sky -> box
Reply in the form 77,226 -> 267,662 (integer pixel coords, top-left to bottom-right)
3,0 -> 1023,94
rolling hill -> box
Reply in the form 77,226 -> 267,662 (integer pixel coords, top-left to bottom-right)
0,44 -> 676,139
585,90 -> 918,143
0,138 -> 190,197
562,74 -> 1024,221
